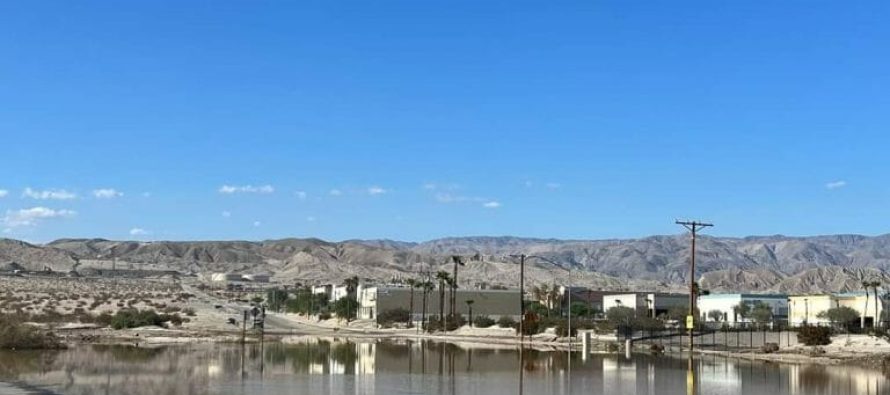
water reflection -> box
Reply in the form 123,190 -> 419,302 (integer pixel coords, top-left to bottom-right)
0,340 -> 887,395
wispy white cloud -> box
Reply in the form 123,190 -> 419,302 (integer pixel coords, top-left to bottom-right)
295,191 -> 307,200
218,184 -> 275,194
545,182 -> 562,189
129,228 -> 149,236
92,188 -> 123,199
0,190 -> 7,198
483,201 -> 501,209
306,216 -> 316,222
22,188 -> 77,200
253,221 -> 262,227
3,207 -> 76,228
367,186 -> 387,195
221,211 -> 231,218
825,180 -> 846,190
329,189 -> 343,196
435,193 -> 484,204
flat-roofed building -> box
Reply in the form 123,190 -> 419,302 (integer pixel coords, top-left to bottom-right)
789,292 -> 885,328
558,287 -> 628,314
602,293 -> 688,318
242,273 -> 271,283
358,286 -> 521,322
697,293 -> 788,326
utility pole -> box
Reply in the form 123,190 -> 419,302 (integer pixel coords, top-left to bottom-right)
519,254 -> 526,344
675,220 -> 713,352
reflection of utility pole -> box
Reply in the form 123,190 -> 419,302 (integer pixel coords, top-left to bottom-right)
675,220 -> 713,352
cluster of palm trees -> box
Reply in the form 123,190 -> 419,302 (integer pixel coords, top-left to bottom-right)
404,273 -> 456,330
530,284 -> 563,317
861,280 -> 883,328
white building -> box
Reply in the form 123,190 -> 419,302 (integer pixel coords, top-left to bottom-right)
210,272 -> 242,283
697,293 -> 788,326
241,273 -> 271,283
312,285 -> 333,299
788,292 -> 886,328
331,285 -> 355,302
602,293 -> 688,317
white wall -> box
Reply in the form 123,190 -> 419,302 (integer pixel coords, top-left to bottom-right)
698,295 -> 788,325
603,294 -> 640,311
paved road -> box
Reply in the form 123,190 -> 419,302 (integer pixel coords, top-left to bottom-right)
180,281 -> 336,334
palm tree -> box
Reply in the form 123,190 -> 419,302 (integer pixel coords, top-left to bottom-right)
341,276 -> 360,321
343,276 -> 359,295
422,280 -> 434,331
531,284 -> 549,316
466,299 -> 475,327
546,285 -> 562,317
435,271 -> 451,326
446,277 -> 456,326
406,279 -> 418,327
869,280 -> 882,329
863,281 -> 871,329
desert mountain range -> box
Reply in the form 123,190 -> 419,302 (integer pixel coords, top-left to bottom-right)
3,234 -> 890,294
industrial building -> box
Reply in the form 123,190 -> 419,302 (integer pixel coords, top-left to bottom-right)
697,293 -> 788,326
788,292 -> 885,328
358,286 -> 521,322
602,293 -> 688,317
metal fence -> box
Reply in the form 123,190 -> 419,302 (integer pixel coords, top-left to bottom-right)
623,327 -> 802,351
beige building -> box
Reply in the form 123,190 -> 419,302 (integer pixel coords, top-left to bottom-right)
788,292 -> 884,328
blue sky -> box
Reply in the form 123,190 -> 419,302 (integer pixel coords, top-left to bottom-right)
1,2 -> 889,242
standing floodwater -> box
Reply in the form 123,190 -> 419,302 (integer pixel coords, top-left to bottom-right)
0,339 -> 886,395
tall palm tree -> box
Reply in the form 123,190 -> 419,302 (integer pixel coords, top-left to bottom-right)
422,280 -> 434,331
341,276 -> 360,321
863,281 -> 871,329
406,279 -> 418,327
446,277 -> 456,325
546,284 -> 562,317
343,276 -> 359,295
435,271 -> 451,326
531,284 -> 548,316
869,280 -> 882,328
466,299 -> 475,326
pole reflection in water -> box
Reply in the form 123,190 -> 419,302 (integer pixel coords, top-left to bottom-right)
518,345 -> 524,395
2,340 -> 889,395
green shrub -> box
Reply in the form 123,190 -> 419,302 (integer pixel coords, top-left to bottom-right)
497,316 -> 516,328
473,315 -> 496,328
797,326 -> 832,346
110,309 -> 165,329
519,317 -> 541,336
424,318 -> 444,332
377,308 -> 410,327
95,313 -> 114,327
556,320 -> 577,337
0,316 -> 63,350
424,315 -> 466,331
446,314 -> 466,331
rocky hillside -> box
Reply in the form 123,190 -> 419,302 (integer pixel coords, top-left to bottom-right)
2,234 -> 890,293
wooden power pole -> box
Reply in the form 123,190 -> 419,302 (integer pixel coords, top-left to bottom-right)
675,220 -> 713,352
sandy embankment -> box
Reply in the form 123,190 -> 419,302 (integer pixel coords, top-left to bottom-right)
699,334 -> 890,367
